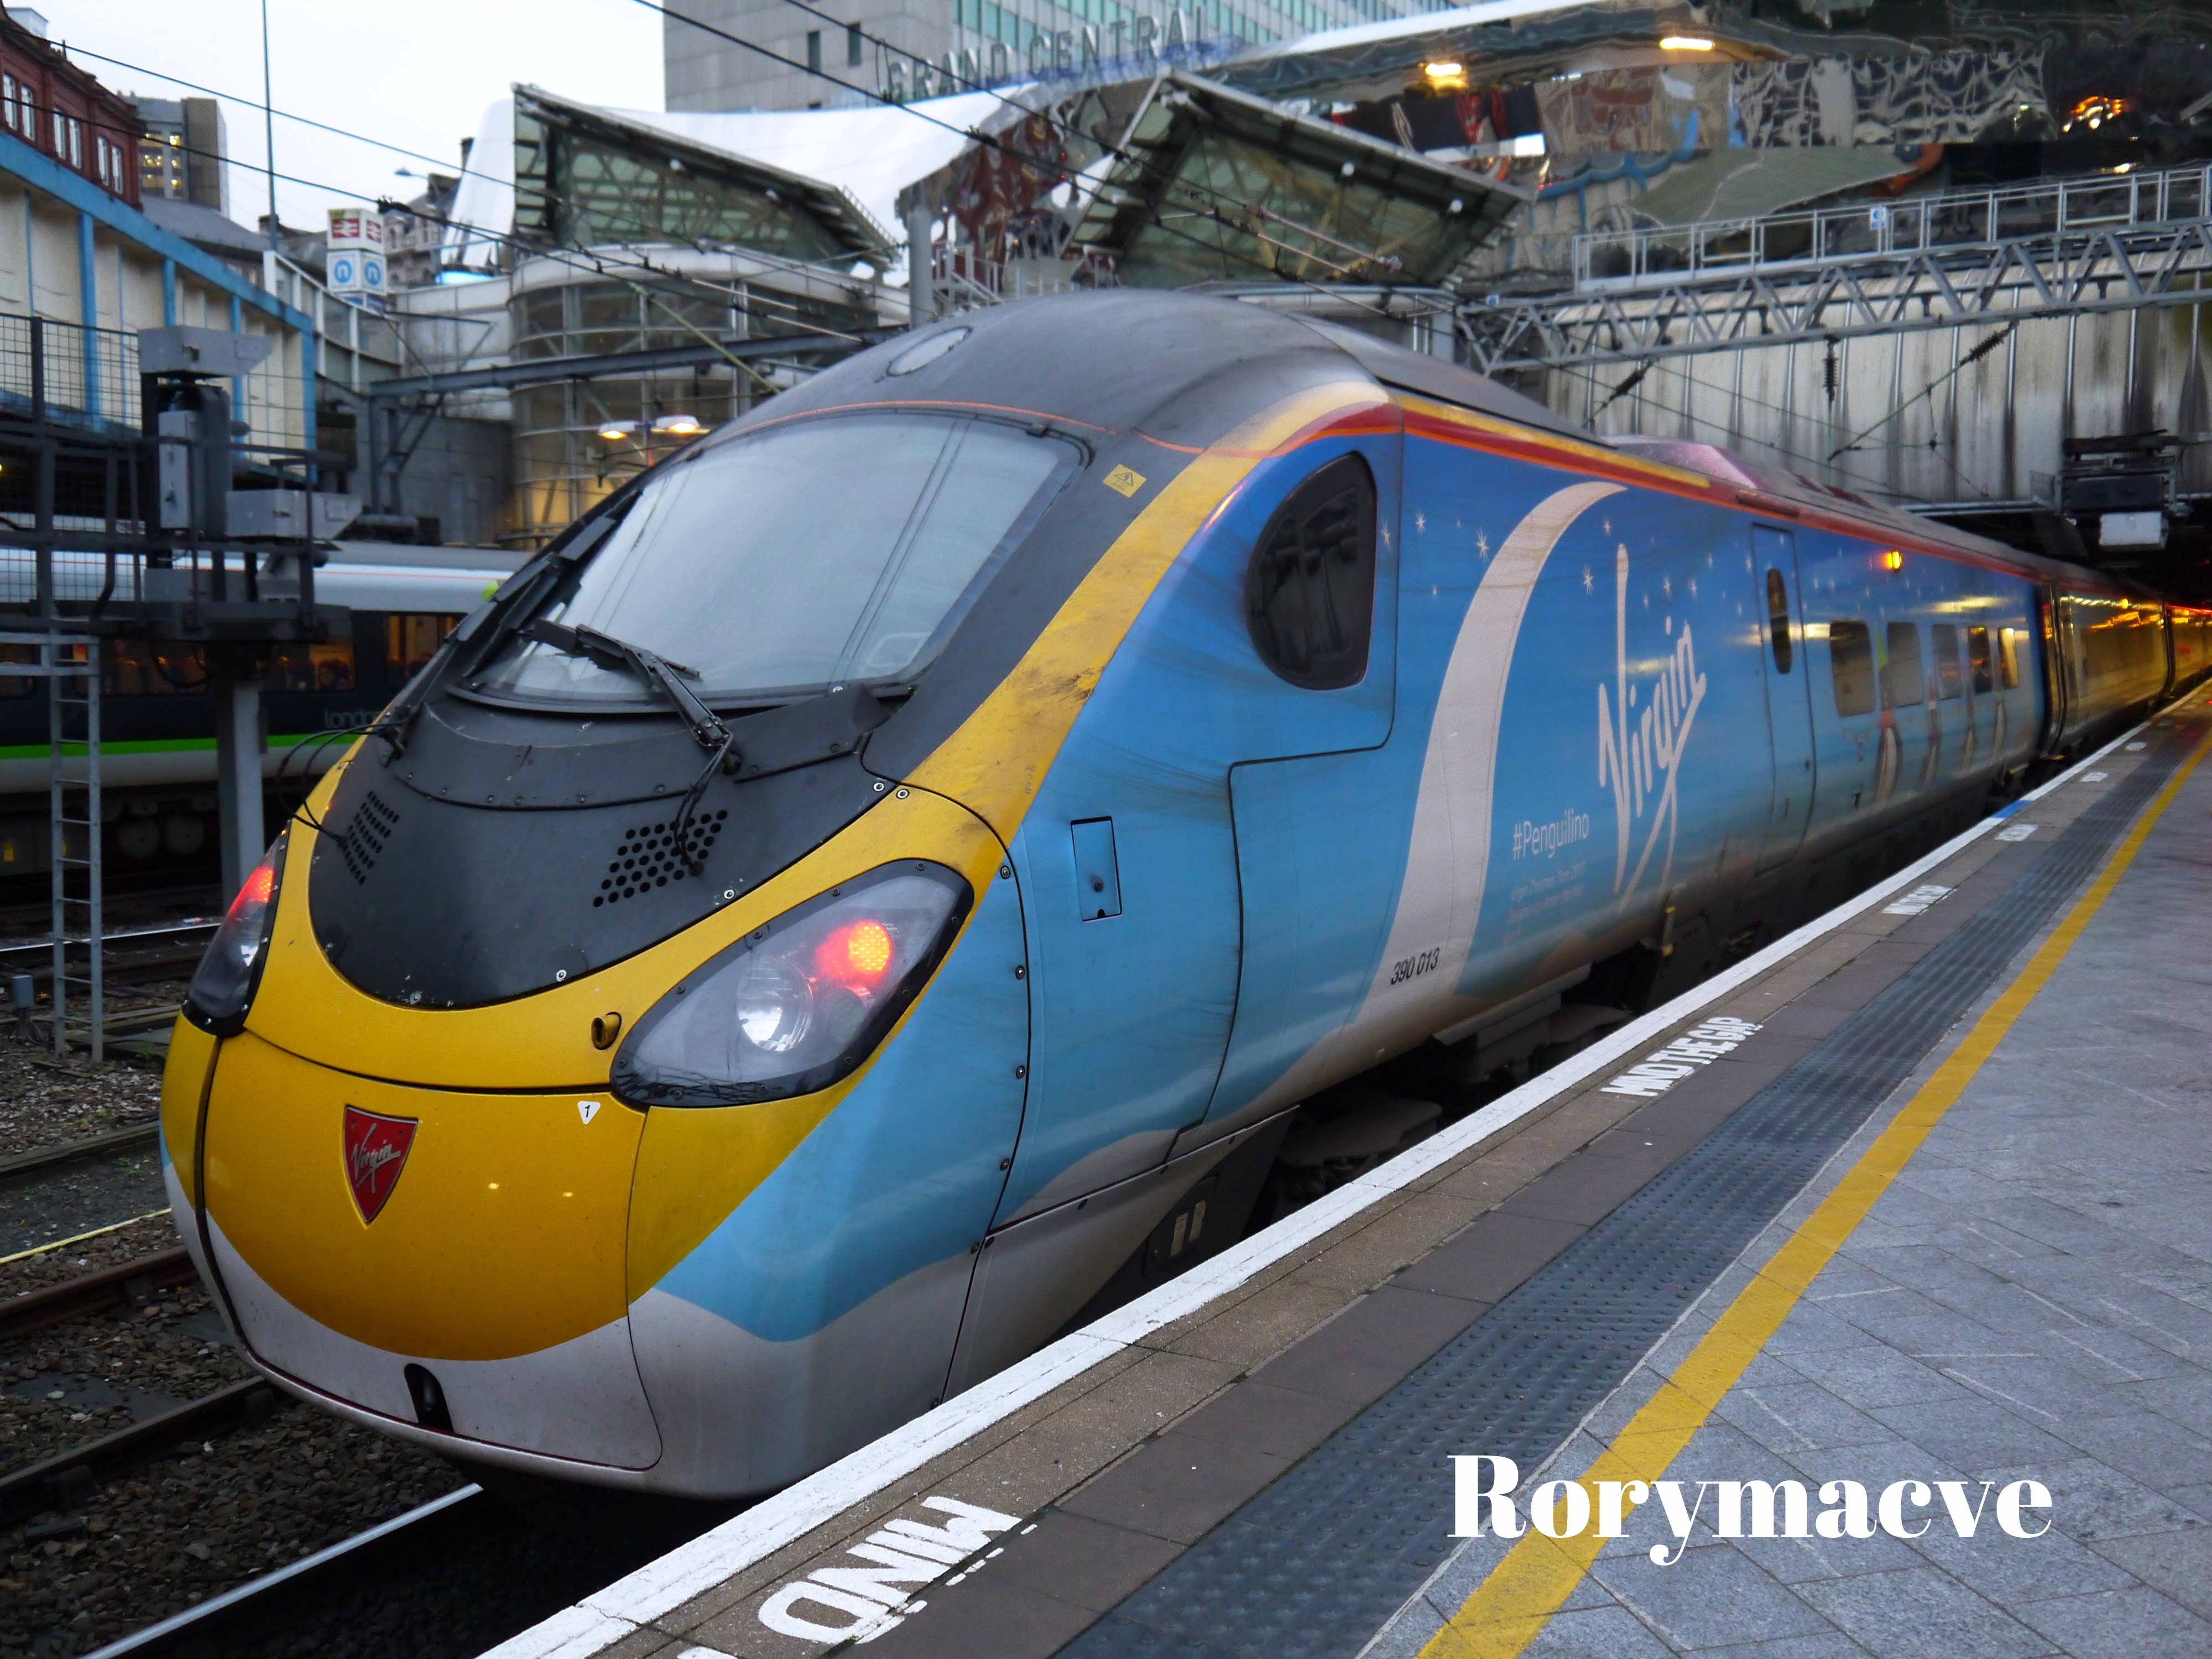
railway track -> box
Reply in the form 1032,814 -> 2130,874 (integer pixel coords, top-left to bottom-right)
0,1248 -> 265,1526
1,1251 -> 736,1657
84,1485 -> 485,1658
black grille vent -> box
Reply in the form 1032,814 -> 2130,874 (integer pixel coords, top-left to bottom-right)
338,791 -> 399,885
597,811 -> 727,907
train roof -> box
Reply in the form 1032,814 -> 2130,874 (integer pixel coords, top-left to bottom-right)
700,292 -> 2166,607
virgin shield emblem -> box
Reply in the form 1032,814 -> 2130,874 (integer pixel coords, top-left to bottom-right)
343,1107 -> 418,1223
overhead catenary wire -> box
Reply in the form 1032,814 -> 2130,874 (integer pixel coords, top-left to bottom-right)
22,86 -> 875,352
1562,350 -> 1984,505
67,14 -> 1459,338
1549,322 -> 2005,504
1826,322 -> 2017,463
40,43 -> 890,339
637,0 -> 1451,317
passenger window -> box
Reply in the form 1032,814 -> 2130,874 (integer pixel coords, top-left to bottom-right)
386,614 -> 459,686
1244,453 -> 1376,691
101,640 -> 208,696
1998,626 -> 2021,690
1967,625 -> 1993,693
1932,625 -> 1962,700
1882,622 -> 1924,708
1828,619 -> 1874,716
1765,569 -> 1792,674
268,639 -> 358,693
0,643 -> 33,698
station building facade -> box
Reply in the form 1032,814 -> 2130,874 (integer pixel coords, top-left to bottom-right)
661,0 -> 1457,112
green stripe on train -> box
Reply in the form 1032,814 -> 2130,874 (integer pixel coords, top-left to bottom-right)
0,734 -> 352,760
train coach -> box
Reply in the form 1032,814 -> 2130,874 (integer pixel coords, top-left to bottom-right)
0,545 -> 519,880
159,293 -> 2212,1498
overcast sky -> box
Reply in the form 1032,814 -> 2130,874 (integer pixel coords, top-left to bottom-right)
34,0 -> 665,227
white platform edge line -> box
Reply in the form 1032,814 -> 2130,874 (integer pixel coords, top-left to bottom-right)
481,715 -> 2155,1659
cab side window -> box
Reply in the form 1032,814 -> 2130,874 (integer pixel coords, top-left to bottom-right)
1968,625 -> 1994,693
1829,619 -> 1874,716
1244,454 -> 1375,691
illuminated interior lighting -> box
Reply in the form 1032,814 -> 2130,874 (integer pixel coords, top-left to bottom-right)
1423,60 -> 1465,80
1660,35 -> 1715,50
2064,94 -> 2129,135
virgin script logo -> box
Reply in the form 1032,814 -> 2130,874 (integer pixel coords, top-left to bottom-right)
343,1105 -> 418,1223
1596,545 -> 1705,904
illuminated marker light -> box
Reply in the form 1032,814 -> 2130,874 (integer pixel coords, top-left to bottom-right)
1882,550 -> 1905,571
818,919 -> 894,989
236,862 -> 276,910
1660,34 -> 1715,49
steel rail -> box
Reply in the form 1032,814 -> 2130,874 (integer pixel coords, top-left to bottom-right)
84,1485 -> 484,1658
0,1377 -> 281,1522
0,1123 -> 161,1184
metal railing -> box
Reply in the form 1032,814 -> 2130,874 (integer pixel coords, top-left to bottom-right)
1573,163 -> 2212,291
0,313 -> 139,430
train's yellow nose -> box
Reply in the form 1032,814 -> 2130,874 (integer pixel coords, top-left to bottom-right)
196,1031 -> 642,1361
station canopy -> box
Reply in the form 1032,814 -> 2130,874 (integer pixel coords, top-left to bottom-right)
508,87 -> 901,264
1066,74 -> 1527,289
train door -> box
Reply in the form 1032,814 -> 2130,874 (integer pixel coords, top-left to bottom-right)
946,435 -> 1400,1386
984,437 -> 1401,1232
1204,442 -> 1406,1132
1752,526 -> 1815,873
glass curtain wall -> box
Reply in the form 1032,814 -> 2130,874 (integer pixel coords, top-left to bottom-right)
508,278 -> 869,545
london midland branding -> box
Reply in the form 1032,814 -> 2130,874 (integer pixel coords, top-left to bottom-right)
1453,1458 -> 2054,1563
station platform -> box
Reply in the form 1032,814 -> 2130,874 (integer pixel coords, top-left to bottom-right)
493,690 -> 2212,1659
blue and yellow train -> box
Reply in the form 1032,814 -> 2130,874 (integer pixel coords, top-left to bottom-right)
161,294 -> 2212,1496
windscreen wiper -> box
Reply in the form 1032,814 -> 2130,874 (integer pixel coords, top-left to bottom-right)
372,510 -> 627,760
524,618 -> 733,754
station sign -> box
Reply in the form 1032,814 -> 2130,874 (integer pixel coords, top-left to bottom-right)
327,208 -> 388,300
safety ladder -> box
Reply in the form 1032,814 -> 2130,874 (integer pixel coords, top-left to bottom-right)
50,630 -> 102,1061
0,629 -> 105,1060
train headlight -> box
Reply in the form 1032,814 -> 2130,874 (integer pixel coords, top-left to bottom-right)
612,862 -> 971,1107
184,830 -> 289,1036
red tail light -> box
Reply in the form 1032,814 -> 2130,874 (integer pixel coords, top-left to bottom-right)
185,831 -> 288,1036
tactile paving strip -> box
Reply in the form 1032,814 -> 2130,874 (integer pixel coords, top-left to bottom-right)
1062,737 -> 2188,1659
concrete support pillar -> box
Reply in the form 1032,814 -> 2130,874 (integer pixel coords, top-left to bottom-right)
906,201 -> 934,330
212,656 -> 266,902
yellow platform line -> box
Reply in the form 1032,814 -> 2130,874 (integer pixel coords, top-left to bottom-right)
1421,718 -> 2212,1659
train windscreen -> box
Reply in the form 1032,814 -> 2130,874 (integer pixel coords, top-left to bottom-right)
476,413 -> 1078,705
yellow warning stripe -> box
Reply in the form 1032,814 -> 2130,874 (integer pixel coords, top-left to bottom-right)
1421,717 -> 2212,1659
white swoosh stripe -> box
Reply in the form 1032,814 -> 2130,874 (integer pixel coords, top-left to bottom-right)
1360,479 -> 1625,1014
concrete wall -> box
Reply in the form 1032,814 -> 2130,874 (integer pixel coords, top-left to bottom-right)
1548,275 -> 2212,508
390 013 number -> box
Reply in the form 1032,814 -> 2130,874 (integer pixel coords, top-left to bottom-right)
1389,947 -> 1441,987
